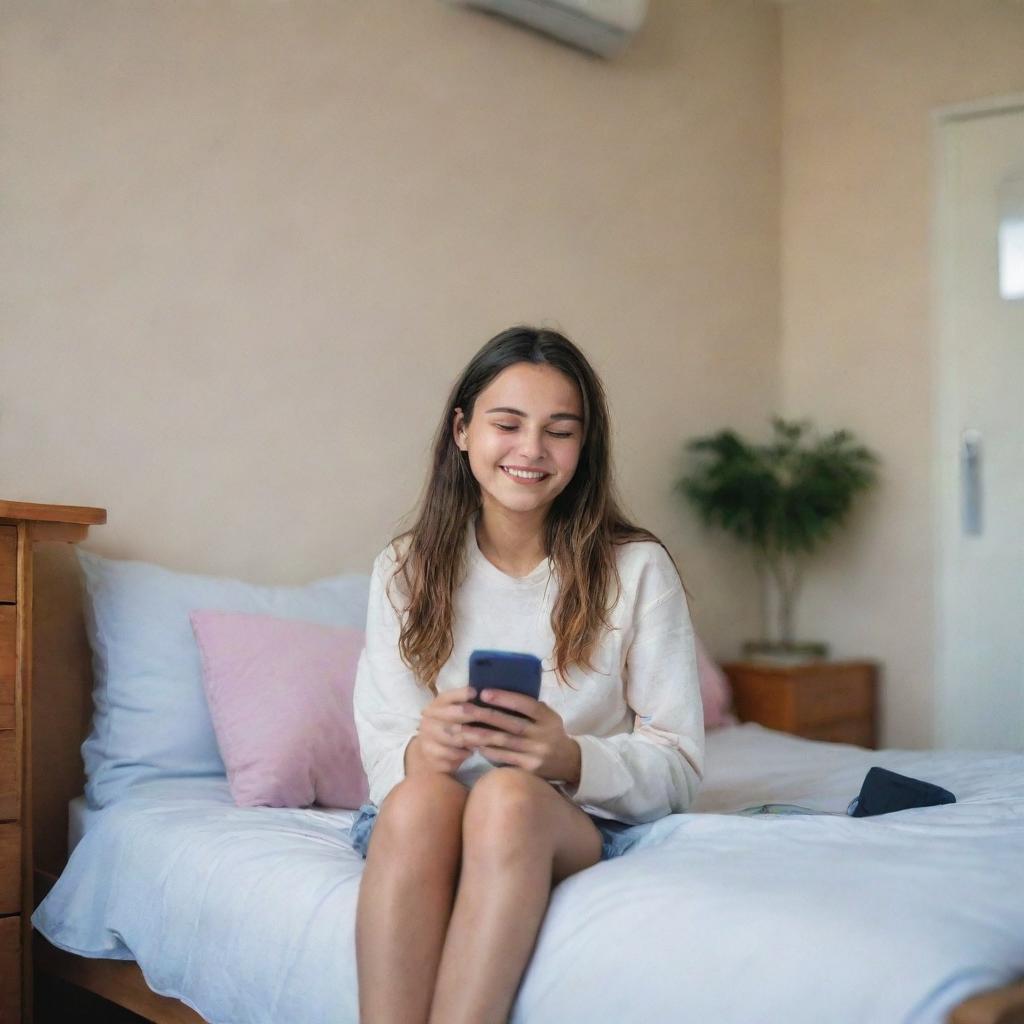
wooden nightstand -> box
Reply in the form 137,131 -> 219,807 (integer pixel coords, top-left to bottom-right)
0,500 -> 106,1023
721,660 -> 879,749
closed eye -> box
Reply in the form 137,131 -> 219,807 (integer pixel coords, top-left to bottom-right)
495,424 -> 574,439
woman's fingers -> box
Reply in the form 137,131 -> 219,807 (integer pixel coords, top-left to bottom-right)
459,727 -> 534,753
425,701 -> 529,733
423,718 -> 466,747
424,701 -> 478,723
476,689 -> 544,720
443,721 -> 474,745
420,688 -> 537,763
421,711 -> 482,752
462,704 -> 531,734
434,686 -> 476,706
473,746 -> 541,772
423,738 -> 471,771
424,716 -> 528,754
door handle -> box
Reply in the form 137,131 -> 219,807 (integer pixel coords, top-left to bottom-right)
961,429 -> 983,536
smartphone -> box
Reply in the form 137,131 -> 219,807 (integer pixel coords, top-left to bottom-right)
468,650 -> 542,730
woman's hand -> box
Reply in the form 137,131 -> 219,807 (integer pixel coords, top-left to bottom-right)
461,690 -> 582,785
408,686 -> 487,776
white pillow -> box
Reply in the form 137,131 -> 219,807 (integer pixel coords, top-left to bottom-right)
77,548 -> 370,808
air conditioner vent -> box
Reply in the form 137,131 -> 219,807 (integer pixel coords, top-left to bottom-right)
443,0 -> 648,58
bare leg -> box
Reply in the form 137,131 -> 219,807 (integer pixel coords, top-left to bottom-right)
356,773 -> 469,1024
428,768 -> 603,1024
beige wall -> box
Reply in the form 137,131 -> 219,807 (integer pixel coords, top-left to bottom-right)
780,0 -> 1024,747
0,1 -> 781,658
8,1 -> 1023,749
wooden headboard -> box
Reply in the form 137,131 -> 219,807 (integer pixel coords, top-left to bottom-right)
0,499 -> 106,1022
31,540 -> 95,880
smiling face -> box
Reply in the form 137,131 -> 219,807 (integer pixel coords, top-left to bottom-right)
453,362 -> 585,523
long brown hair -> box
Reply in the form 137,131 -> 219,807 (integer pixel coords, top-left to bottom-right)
386,325 -> 681,694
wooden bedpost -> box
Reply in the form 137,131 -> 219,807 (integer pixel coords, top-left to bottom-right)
0,498 -> 106,1024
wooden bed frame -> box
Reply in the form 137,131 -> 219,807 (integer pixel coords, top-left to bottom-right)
9,500 -> 1023,1024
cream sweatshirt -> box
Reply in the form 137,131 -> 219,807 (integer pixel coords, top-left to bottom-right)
352,516 -> 705,825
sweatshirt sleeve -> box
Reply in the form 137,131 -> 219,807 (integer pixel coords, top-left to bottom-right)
564,558 -> 706,825
352,546 -> 433,808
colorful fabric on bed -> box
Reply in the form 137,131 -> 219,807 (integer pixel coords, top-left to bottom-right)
77,548 -> 370,808
190,610 -> 369,809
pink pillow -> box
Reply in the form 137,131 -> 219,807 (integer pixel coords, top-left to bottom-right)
694,633 -> 737,730
189,610 -> 369,809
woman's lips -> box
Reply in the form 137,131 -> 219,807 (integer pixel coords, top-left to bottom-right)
500,466 -> 550,484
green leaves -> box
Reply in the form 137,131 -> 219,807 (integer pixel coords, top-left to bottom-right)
676,417 -> 879,558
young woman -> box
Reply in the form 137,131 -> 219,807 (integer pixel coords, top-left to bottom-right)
351,325 -> 705,1024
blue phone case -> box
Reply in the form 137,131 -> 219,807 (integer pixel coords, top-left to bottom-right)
468,650 -> 542,729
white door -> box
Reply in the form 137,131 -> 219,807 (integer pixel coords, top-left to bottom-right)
935,104 -> 1024,751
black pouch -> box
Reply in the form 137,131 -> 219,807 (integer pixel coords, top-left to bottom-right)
847,766 -> 956,817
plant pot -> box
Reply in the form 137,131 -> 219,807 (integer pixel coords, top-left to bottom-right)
741,640 -> 830,663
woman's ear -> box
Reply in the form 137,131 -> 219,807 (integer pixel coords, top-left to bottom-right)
453,407 -> 467,451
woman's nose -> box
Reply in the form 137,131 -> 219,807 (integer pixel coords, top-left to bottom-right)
518,431 -> 546,460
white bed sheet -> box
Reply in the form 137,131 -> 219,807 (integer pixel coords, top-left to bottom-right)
36,723 -> 1024,1024
68,794 -> 99,856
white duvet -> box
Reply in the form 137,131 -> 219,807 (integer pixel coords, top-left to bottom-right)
33,723 -> 1024,1023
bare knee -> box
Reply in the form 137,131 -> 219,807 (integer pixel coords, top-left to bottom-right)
371,773 -> 469,867
461,768 -> 553,865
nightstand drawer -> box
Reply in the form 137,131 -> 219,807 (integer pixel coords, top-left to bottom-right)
723,660 -> 879,748
793,665 -> 874,726
0,733 -> 17,822
0,913 -> 20,1021
0,825 -> 20,913
0,605 -> 15,710
800,718 -> 875,747
0,527 -> 14,604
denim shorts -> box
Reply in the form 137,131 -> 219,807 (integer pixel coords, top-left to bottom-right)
348,801 -> 654,863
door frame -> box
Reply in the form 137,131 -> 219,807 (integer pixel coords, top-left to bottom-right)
930,93 -> 1024,747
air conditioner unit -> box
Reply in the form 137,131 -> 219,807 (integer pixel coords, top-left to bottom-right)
443,0 -> 648,58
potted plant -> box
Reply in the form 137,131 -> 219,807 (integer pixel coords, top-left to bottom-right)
676,416 -> 879,661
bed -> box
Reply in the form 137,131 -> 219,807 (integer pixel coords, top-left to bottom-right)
21,534 -> 1024,1024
